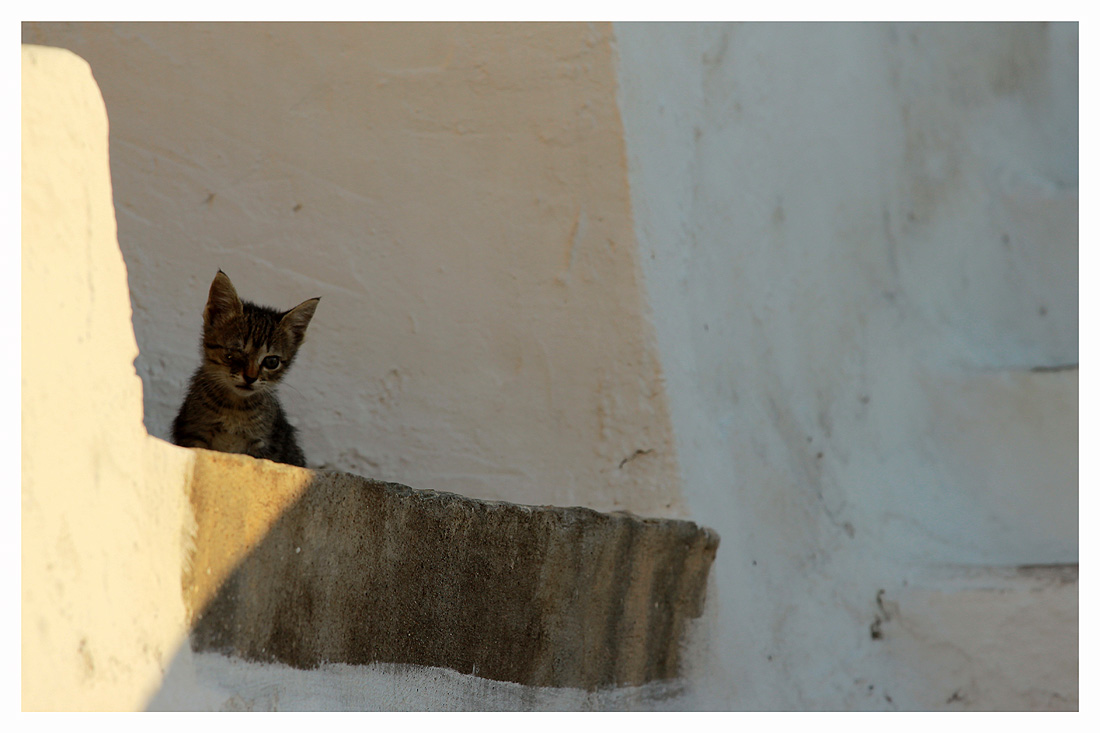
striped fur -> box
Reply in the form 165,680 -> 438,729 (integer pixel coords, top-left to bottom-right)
172,271 -> 319,467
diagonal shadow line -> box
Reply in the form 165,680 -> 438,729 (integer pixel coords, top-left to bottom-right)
149,449 -> 719,705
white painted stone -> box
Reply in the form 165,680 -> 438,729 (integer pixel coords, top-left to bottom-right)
21,44 -> 195,711
872,566 -> 1077,710
615,22 -> 1077,709
22,21 -> 1078,711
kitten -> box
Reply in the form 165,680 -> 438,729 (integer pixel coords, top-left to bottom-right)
171,270 -> 320,467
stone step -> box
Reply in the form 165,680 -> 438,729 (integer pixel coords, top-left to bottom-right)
183,450 -> 720,691
872,564 -> 1078,710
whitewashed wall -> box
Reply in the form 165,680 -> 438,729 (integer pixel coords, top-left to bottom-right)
22,45 -> 196,711
22,22 -> 1077,710
615,22 -> 1077,709
21,22 -> 685,520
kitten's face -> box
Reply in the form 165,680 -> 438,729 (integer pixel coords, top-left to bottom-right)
202,328 -> 295,397
198,271 -> 319,399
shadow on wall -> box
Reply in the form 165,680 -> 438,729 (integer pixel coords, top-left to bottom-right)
151,449 -> 718,704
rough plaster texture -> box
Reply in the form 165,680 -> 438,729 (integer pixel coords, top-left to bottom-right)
21,41 -> 718,710
21,45 -> 195,711
149,651 -> 696,712
872,565 -> 1078,711
183,451 -> 717,690
20,21 -> 686,520
23,21 -> 1079,711
615,22 -> 1077,709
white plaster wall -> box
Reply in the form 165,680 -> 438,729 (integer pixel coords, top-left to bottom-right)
20,42 -> 693,712
21,45 -> 196,711
614,22 -> 1077,709
148,651 -> 691,711
23,22 -> 1078,711
20,21 -> 685,519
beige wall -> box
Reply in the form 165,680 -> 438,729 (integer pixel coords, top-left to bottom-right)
21,22 -> 686,519
21,45 -> 195,711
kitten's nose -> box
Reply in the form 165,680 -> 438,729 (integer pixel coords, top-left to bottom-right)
242,372 -> 258,385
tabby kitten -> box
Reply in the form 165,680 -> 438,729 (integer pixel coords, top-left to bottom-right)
171,270 -> 320,467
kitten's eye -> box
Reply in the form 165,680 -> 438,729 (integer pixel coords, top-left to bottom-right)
262,356 -> 281,370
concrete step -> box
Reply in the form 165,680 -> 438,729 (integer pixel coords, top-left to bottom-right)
872,564 -> 1077,710
183,449 -> 720,691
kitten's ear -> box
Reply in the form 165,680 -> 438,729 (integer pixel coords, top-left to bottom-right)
280,297 -> 320,344
203,270 -> 243,326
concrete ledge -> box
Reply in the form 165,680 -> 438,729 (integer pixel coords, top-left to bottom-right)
876,565 -> 1078,710
184,451 -> 719,691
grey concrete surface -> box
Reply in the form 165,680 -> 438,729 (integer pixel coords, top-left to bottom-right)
187,458 -> 719,691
